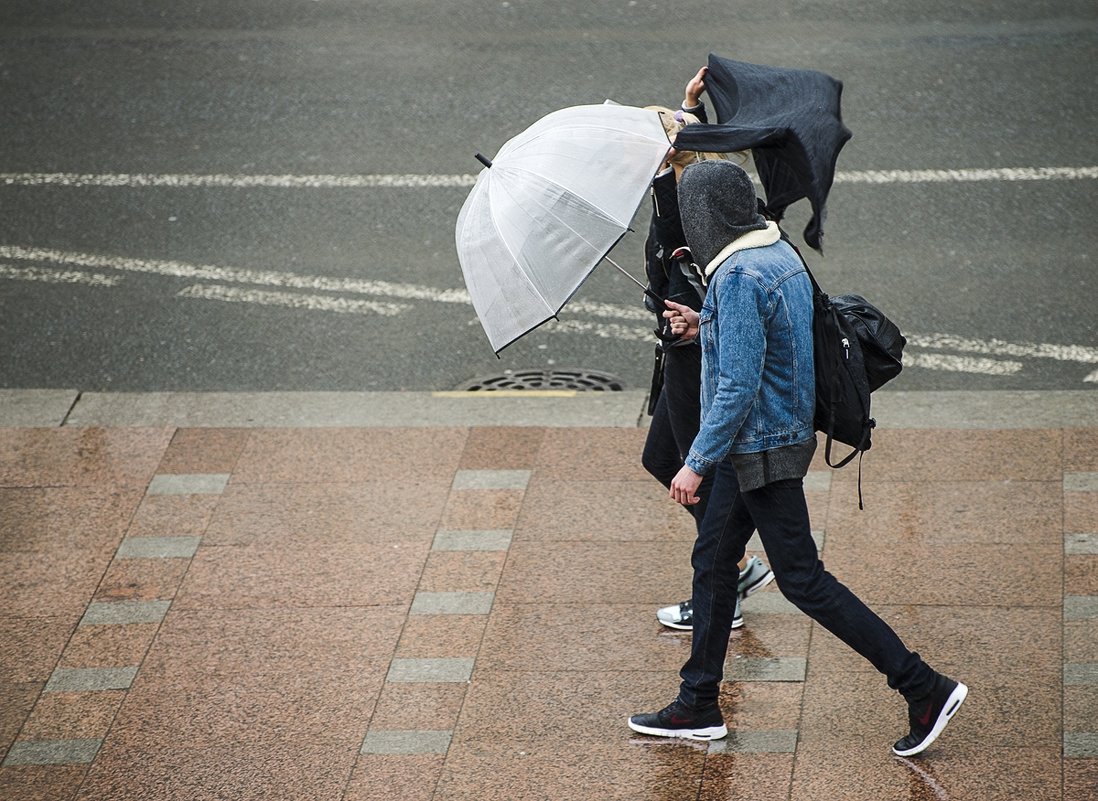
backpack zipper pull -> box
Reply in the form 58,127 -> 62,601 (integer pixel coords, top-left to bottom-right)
842,337 -> 851,360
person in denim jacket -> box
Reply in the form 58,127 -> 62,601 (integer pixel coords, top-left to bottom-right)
629,159 -> 967,758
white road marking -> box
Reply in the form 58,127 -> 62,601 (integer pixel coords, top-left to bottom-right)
0,262 -> 124,287
1,166 -> 1096,189
902,352 -> 1023,376
177,284 -> 410,315
2,246 -> 1093,381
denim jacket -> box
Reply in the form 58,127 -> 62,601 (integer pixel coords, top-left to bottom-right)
684,234 -> 816,475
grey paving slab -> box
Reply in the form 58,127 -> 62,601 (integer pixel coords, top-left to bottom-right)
726,657 -> 807,683
1065,596 -> 1098,621
2,738 -> 102,766
708,729 -> 799,754
1065,472 -> 1098,492
451,469 -> 531,490
116,536 -> 201,559
80,600 -> 172,626
44,666 -> 138,693
1064,733 -> 1098,759
1066,533 -> 1098,555
146,473 -> 230,495
741,591 -> 800,615
360,730 -> 452,755
432,529 -> 513,552
0,389 -> 78,426
873,391 -> 1098,429
1064,663 -> 1098,686
386,658 -> 475,683
411,591 -> 495,616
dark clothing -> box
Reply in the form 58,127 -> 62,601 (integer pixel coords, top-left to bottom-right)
677,463 -> 937,709
672,54 -> 852,252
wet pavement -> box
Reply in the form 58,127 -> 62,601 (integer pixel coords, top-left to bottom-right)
1,390 -> 1096,800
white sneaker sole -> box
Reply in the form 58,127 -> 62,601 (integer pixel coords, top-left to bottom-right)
891,682 -> 968,757
656,614 -> 744,631
627,718 -> 728,741
740,567 -> 775,599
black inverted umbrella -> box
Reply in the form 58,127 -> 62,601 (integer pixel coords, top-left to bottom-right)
672,54 -> 852,251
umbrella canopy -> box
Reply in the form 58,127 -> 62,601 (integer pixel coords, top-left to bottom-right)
455,104 -> 670,354
672,54 -> 852,251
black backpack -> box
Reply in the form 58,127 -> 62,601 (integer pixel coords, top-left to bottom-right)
799,260 -> 906,503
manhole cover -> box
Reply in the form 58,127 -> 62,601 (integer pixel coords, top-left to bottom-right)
456,368 -> 625,392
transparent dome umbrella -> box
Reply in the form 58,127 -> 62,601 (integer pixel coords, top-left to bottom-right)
455,104 -> 671,354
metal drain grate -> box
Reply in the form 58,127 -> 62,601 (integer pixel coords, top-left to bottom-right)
456,368 -> 625,392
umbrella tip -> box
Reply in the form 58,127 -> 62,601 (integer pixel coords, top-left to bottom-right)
475,152 -> 493,169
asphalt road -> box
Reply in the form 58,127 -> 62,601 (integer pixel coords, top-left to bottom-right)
1,2 -> 1096,393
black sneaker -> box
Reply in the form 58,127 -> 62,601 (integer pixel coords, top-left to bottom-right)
628,698 -> 727,741
892,674 -> 968,756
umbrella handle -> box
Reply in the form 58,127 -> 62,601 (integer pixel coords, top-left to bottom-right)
475,153 -> 493,168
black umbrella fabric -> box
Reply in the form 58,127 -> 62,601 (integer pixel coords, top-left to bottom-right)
672,54 -> 852,251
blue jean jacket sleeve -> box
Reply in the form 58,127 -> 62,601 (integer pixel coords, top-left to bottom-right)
685,270 -> 770,473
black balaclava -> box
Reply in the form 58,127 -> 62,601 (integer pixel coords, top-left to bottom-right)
677,160 -> 767,268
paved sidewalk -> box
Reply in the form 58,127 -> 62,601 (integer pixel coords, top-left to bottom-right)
1,390 -> 1096,800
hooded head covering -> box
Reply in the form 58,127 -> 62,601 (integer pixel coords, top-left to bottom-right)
677,160 -> 767,269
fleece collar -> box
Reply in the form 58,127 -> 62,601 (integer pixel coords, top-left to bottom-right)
703,222 -> 782,281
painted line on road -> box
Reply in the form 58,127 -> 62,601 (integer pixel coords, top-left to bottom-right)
177,284 -> 410,316
2,166 -> 1096,189
2,246 -> 1092,380
0,262 -> 124,287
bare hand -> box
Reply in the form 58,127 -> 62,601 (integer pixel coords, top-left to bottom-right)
670,464 -> 703,505
663,299 -> 700,340
684,66 -> 707,108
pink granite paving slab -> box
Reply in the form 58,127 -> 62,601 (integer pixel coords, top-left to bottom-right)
495,541 -> 692,604
1065,490 -> 1098,533
437,740 -> 707,801
76,741 -> 360,801
0,683 -> 40,759
477,604 -> 692,673
0,487 -> 143,552
533,428 -> 652,481
0,551 -> 111,618
438,488 -> 524,530
106,670 -> 379,748
201,481 -> 449,546
514,478 -> 697,542
699,752 -> 795,801
93,559 -> 191,602
137,607 -> 405,680
790,744 -> 1062,801
345,753 -> 445,801
831,429 -> 1062,483
368,682 -> 468,731
0,428 -> 172,488
818,539 -> 1061,607
155,428 -> 251,475
229,428 -> 467,484
1065,620 -> 1098,663
0,617 -> 74,683
395,615 -> 488,659
806,605 -> 1060,683
58,623 -> 160,669
825,479 -> 1063,545
0,764 -> 89,801
1066,554 -> 1098,595
1064,429 -> 1098,471
124,494 -> 219,539
418,550 -> 506,593
173,541 -> 430,609
459,426 -> 545,470
1064,759 -> 1098,801
18,690 -> 125,741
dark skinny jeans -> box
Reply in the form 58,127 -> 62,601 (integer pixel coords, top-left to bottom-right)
678,460 -> 936,709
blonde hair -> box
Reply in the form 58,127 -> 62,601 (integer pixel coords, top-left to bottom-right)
645,105 -> 747,169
